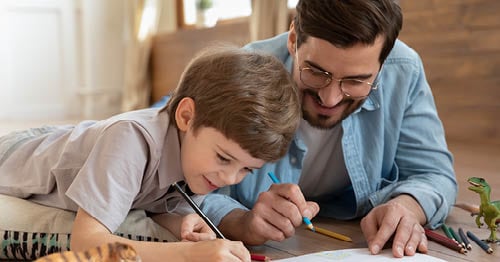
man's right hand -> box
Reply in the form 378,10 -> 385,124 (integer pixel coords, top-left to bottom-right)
218,183 -> 319,245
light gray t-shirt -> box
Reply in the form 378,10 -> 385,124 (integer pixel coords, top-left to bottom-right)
298,119 -> 350,201
0,107 -> 202,232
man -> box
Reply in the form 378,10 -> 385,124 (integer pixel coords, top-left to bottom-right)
200,0 -> 457,258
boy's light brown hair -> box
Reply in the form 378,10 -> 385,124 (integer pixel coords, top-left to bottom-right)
165,44 -> 300,162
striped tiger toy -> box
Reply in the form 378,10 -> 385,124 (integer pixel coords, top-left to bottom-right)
34,242 -> 141,262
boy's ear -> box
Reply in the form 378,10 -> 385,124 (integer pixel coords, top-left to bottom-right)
175,97 -> 195,132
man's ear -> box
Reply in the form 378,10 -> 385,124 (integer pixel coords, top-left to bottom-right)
175,97 -> 195,132
287,21 -> 297,55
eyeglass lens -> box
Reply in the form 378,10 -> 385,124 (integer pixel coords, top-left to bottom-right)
300,68 -> 374,98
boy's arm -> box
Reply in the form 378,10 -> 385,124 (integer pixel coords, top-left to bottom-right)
71,208 -> 250,262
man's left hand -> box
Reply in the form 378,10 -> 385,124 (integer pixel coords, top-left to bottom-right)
360,194 -> 428,258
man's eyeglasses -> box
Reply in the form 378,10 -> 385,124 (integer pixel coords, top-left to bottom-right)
295,46 -> 379,100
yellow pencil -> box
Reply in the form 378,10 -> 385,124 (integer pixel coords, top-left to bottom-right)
312,226 -> 352,242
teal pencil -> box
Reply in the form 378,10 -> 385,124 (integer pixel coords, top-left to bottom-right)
449,227 -> 466,249
267,172 -> 315,232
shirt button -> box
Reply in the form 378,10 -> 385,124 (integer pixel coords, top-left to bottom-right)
290,157 -> 297,165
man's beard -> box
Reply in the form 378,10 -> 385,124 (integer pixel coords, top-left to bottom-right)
301,89 -> 365,130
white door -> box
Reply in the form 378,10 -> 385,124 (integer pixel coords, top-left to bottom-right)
0,0 -> 78,121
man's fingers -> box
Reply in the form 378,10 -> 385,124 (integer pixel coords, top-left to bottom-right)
362,205 -> 401,255
269,183 -> 310,219
391,215 -> 416,257
304,201 -> 320,219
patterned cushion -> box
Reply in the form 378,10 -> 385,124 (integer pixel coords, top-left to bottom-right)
0,194 -> 178,260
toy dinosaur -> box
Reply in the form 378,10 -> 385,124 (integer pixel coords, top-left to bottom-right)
467,177 -> 500,242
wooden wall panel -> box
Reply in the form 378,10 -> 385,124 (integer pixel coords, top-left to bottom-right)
399,0 -> 500,146
150,20 -> 250,103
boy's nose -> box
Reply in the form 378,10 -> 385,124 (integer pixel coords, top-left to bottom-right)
218,169 -> 239,185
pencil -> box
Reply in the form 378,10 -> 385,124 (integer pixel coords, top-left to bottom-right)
314,226 -> 352,242
449,226 -> 466,249
466,231 -> 493,254
267,172 -> 316,232
172,182 -> 226,239
458,227 -> 472,250
250,253 -> 270,261
424,229 -> 466,254
440,224 -> 453,240
441,224 -> 460,246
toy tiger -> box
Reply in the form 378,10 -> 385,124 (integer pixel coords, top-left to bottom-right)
34,242 -> 141,262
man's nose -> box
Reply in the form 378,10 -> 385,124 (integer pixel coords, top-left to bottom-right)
317,81 -> 343,107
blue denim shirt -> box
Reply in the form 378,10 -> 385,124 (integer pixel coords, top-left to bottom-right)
200,33 -> 457,229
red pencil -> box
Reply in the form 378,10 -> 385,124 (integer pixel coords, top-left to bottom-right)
425,229 -> 466,254
251,253 -> 270,261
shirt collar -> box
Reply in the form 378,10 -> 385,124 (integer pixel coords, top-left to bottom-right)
157,116 -> 184,189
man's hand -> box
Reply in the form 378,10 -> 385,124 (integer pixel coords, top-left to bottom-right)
219,183 -> 319,245
360,194 -> 428,258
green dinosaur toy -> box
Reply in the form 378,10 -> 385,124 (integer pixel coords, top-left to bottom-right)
467,177 -> 500,242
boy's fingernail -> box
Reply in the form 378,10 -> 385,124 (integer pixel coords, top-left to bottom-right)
371,244 -> 380,254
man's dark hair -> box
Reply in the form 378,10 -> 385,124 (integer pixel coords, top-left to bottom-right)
294,0 -> 403,64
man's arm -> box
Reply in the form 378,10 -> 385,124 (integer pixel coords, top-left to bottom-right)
361,45 -> 457,257
203,184 -> 319,245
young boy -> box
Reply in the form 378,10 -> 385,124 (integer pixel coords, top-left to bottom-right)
0,45 -> 300,262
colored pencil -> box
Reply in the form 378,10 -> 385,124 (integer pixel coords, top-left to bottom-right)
314,226 -> 352,242
425,229 -> 466,254
449,226 -> 466,249
441,224 -> 453,240
441,224 -> 461,246
458,227 -> 472,250
267,172 -> 316,232
466,231 -> 493,254
172,182 -> 226,239
250,253 -> 270,261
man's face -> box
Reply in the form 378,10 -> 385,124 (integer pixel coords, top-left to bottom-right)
180,126 -> 265,195
289,32 -> 383,129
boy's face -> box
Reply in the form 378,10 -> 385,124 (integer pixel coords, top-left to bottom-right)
180,126 -> 265,195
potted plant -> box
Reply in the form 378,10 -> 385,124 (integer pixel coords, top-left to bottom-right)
196,0 -> 218,27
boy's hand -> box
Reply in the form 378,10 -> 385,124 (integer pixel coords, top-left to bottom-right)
360,194 -> 428,258
185,239 -> 250,262
219,183 -> 319,245
180,213 -> 216,242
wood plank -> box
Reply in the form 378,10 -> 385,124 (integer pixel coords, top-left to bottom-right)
401,28 -> 500,54
399,0 -> 493,13
431,77 -> 500,108
439,108 -> 500,146
420,53 -> 500,81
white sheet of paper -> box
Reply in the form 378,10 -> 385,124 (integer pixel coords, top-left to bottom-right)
274,248 -> 446,262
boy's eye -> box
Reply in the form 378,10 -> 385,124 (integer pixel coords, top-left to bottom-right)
217,153 -> 230,163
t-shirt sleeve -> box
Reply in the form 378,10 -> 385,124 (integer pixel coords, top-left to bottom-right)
66,121 -> 150,232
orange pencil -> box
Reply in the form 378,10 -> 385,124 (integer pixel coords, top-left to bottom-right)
312,226 -> 352,242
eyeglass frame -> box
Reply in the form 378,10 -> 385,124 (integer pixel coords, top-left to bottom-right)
295,44 -> 380,100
